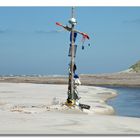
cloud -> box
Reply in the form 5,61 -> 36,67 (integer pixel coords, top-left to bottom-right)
123,18 -> 140,24
0,29 -> 6,34
35,29 -> 63,34
0,27 -> 9,34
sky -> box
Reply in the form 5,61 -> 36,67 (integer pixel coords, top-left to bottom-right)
0,7 -> 140,75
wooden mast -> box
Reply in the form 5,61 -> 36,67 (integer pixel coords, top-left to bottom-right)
70,6 -> 75,100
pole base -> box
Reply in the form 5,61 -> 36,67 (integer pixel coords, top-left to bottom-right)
65,99 -> 75,107
65,99 -> 90,110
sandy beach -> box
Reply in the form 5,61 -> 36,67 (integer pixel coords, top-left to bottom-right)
0,83 -> 140,135
1,6 -> 140,136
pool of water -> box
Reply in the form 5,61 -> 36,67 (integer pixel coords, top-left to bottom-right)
106,87 -> 140,118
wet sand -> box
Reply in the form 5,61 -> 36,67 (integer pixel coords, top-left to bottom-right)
0,83 -> 140,135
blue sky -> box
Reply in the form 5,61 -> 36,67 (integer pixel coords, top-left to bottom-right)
0,7 -> 140,75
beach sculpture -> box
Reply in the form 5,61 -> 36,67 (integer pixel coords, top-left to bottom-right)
56,7 -> 90,109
